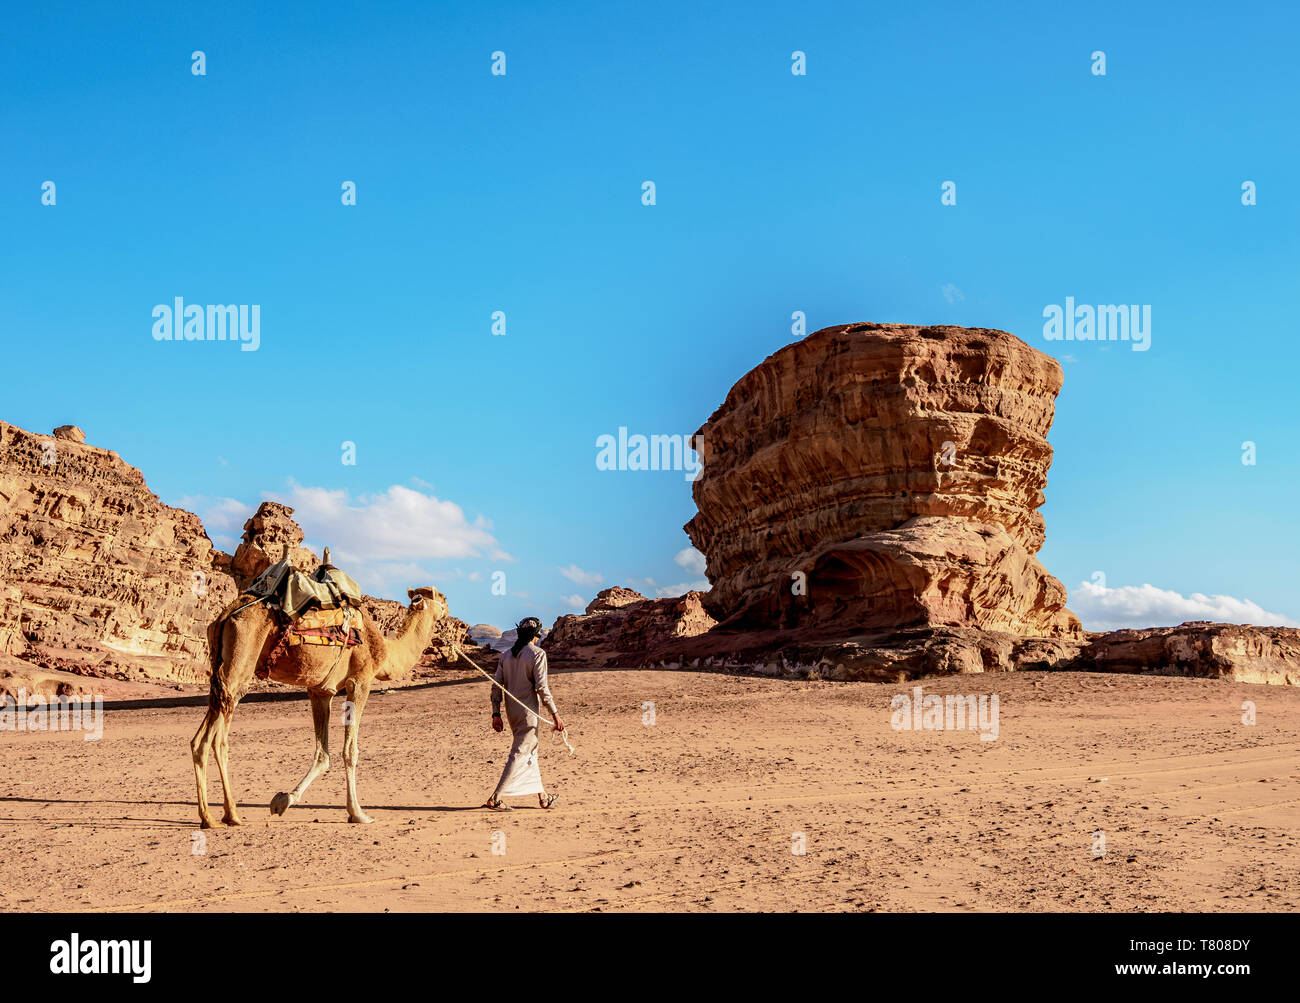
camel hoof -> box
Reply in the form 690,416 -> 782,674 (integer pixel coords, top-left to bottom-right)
223,814 -> 242,827
348,812 -> 374,825
269,792 -> 293,816
199,818 -> 215,830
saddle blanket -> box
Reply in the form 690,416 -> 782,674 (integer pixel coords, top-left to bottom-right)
247,558 -> 364,619
286,607 -> 363,648
256,607 -> 363,679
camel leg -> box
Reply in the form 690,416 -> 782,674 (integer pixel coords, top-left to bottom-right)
343,681 -> 373,824
271,692 -> 333,817
202,617 -> 259,827
190,708 -> 220,829
211,668 -> 256,825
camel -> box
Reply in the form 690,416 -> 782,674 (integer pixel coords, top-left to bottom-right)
191,585 -> 448,828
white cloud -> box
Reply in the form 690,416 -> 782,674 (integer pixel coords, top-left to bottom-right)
254,481 -> 512,603
1071,580 -> 1300,632
560,593 -> 586,610
674,546 -> 707,576
941,283 -> 964,305
559,564 -> 603,586
270,481 -> 512,564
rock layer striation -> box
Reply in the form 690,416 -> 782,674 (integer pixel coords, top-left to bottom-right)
685,323 -> 1081,639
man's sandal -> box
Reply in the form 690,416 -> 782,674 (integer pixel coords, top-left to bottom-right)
483,798 -> 512,811
539,793 -> 558,809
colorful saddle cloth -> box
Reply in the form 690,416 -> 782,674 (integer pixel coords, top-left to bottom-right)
256,606 -> 363,680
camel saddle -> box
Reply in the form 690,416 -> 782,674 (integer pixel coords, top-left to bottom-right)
246,550 -> 363,619
247,549 -> 365,679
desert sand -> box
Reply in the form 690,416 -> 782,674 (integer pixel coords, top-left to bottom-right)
1,666 -> 1296,913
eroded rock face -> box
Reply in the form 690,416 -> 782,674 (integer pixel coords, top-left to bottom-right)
231,501 -> 319,589
468,624 -> 504,647
0,420 -> 236,683
585,586 -> 646,613
545,588 -> 716,666
1077,622 -> 1300,686
645,621 -> 1300,686
685,324 -> 1081,639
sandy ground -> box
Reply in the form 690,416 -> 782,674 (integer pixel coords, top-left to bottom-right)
1,667 -> 1297,912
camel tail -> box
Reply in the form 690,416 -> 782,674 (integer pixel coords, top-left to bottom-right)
206,614 -> 224,678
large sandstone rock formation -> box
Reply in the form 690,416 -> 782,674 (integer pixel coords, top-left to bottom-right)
0,421 -> 236,683
685,323 -> 1081,639
545,587 -> 716,666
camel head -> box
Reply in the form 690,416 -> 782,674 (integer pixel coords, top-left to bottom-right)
407,586 -> 448,619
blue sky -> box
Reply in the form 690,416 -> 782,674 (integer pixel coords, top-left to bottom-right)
2,1 -> 1297,630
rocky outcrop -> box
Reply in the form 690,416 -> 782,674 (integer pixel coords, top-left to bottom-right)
470,623 -> 551,654
468,624 -> 503,647
0,421 -> 236,683
644,621 -> 1300,686
545,587 -> 716,666
231,501 -> 319,589
584,587 -> 644,612
1075,622 -> 1300,686
641,624 -> 1086,681
685,323 -> 1081,639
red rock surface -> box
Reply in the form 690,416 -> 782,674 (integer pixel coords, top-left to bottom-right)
545,587 -> 716,666
0,421 -> 236,684
1074,622 -> 1300,686
685,323 -> 1080,639
230,501 -> 320,589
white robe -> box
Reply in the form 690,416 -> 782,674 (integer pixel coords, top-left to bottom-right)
491,644 -> 558,799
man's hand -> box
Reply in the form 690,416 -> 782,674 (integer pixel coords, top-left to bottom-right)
552,715 -> 566,732
491,714 -> 503,733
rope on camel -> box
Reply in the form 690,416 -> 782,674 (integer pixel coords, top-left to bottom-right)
448,642 -> 576,756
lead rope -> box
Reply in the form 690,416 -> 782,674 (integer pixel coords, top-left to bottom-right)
448,642 -> 575,756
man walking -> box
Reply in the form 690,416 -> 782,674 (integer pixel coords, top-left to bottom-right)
484,617 -> 564,811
